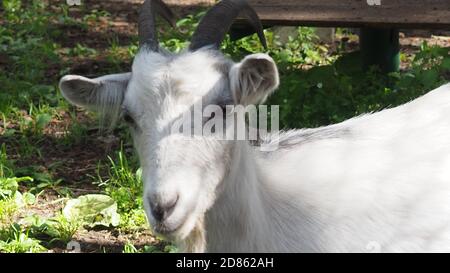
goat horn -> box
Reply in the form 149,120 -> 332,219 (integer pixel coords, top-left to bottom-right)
139,0 -> 176,51
189,0 -> 267,51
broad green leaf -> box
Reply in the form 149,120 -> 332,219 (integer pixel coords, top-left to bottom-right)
14,191 -> 35,207
63,194 -> 120,228
0,176 -> 32,199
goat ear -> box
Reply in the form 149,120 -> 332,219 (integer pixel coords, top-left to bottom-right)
59,72 -> 131,127
229,53 -> 279,105
59,72 -> 130,110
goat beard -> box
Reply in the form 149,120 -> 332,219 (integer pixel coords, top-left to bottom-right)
177,217 -> 206,253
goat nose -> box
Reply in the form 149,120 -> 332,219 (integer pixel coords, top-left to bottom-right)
149,196 -> 178,222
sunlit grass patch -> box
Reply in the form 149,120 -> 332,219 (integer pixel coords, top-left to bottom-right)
0,224 -> 47,253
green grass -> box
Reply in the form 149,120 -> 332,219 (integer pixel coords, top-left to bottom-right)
269,44 -> 450,129
26,213 -> 80,246
98,147 -> 142,212
96,145 -> 147,231
123,242 -> 178,253
0,224 -> 47,253
0,0 -> 449,252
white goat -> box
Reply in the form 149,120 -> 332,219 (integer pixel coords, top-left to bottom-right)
59,0 -> 450,252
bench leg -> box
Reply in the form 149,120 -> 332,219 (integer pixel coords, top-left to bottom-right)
360,28 -> 400,73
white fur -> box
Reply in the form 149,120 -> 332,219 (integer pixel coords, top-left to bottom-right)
60,48 -> 450,253
208,83 -> 450,252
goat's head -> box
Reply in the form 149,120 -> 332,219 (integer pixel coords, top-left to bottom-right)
59,0 -> 279,241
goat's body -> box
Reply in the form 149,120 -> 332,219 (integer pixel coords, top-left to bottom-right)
206,83 -> 450,252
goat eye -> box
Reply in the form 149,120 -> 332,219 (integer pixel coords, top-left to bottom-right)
122,112 -> 135,125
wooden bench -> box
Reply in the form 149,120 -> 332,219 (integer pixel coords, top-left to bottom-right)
165,0 -> 450,72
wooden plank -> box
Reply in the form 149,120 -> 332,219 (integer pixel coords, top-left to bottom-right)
165,0 -> 450,28
249,0 -> 450,28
